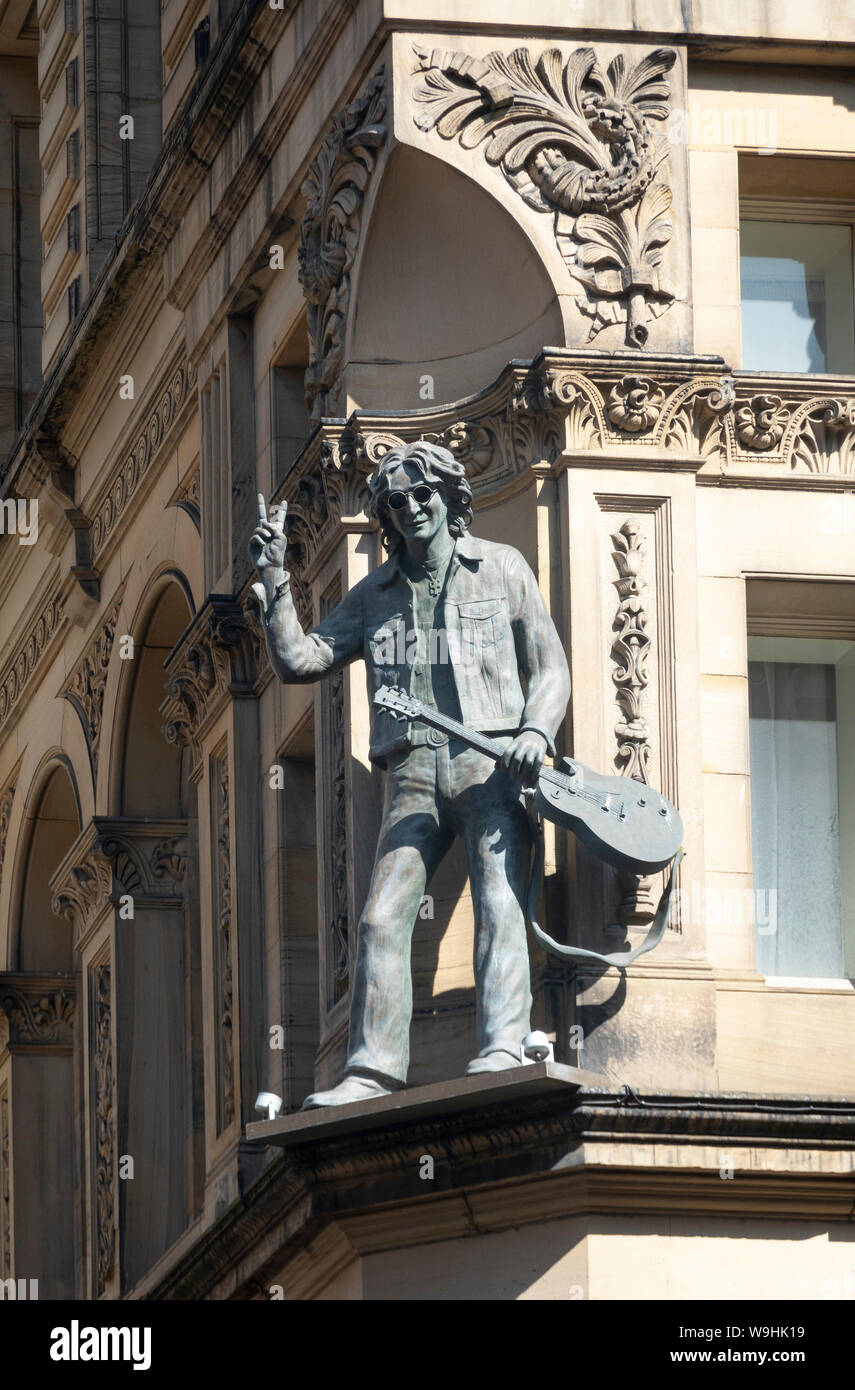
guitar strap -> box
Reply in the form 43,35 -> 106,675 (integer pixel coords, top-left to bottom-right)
523,797 -> 685,968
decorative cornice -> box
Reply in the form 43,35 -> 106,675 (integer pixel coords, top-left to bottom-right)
0,587 -> 66,739
60,586 -> 126,783
160,596 -> 264,768
276,355 -> 855,554
0,973 -> 76,1050
50,818 -> 189,946
413,44 -> 678,348
299,67 -> 387,421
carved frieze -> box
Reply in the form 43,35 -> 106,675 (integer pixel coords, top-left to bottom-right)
0,975 -> 76,1049
299,68 -> 387,420
160,597 -> 264,768
61,588 -> 125,782
51,819 -> 188,945
89,358 -> 198,562
413,44 -> 678,347
275,357 -> 855,536
0,589 -> 65,738
92,961 -> 115,1295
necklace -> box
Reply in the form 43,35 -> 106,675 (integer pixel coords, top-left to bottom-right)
409,547 -> 452,597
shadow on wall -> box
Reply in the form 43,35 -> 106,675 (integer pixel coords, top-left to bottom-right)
348,145 -> 564,412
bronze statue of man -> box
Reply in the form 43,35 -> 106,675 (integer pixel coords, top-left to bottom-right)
250,441 -> 570,1106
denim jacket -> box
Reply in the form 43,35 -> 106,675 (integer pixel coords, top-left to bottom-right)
264,532 -> 571,766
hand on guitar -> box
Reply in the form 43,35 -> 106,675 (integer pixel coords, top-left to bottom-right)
500,730 -> 548,788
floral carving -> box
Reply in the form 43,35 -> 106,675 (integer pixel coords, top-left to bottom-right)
93,962 -> 115,1294
51,820 -> 188,943
211,752 -> 235,1132
607,375 -> 665,433
426,421 -> 494,475
610,518 -> 658,924
789,399 -> 855,474
736,394 -> 787,451
61,593 -> 124,781
0,777 -> 16,892
151,837 -> 189,883
161,598 -> 262,766
610,519 -> 652,783
0,984 -> 75,1046
1,1086 -> 9,1277
299,69 -> 387,420
413,44 -> 677,346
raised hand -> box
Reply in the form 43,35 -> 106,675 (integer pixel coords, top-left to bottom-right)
249,494 -> 289,610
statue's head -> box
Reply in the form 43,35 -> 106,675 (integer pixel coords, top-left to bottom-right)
366,441 -> 474,555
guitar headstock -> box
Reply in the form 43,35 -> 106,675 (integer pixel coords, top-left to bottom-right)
373,685 -> 417,722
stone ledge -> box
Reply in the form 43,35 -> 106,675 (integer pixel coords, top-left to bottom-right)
149,1083 -> 855,1299
246,1061 -> 601,1148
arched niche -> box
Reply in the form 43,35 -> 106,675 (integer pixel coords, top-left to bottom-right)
108,573 -> 202,1293
347,145 -> 563,411
15,760 -> 81,971
3,756 -> 82,1298
116,579 -> 193,818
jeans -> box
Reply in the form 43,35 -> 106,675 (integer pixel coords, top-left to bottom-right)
346,738 -> 534,1084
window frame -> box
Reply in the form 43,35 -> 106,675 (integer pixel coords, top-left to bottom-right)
738,196 -> 855,377
746,578 -> 855,988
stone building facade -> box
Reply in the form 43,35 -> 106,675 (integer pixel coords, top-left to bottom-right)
0,0 -> 854,1300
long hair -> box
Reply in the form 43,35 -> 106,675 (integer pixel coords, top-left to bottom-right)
365,441 -> 474,554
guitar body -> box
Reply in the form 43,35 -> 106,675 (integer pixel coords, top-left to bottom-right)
533,757 -> 683,875
372,686 -> 683,876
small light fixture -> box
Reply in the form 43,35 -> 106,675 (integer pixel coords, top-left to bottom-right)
255,1091 -> 283,1121
521,1031 -> 554,1064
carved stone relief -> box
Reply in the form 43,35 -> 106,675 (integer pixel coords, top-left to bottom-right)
92,961 -> 115,1295
161,597 -> 263,770
0,1085 -> 9,1277
89,358 -> 198,562
51,819 -> 188,947
413,44 -> 678,347
210,750 -> 235,1133
0,590 -> 64,738
0,979 -> 76,1048
299,68 -> 387,421
609,519 -> 657,925
61,589 -> 125,782
274,359 -> 855,548
320,580 -> 349,1010
0,776 -> 16,892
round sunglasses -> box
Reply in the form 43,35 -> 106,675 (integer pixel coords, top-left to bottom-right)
386,483 -> 436,512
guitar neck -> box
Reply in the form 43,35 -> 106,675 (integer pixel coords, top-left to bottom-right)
401,699 -> 507,761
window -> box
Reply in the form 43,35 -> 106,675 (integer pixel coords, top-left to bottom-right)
271,312 -> 310,488
748,634 -> 855,978
740,219 -> 855,374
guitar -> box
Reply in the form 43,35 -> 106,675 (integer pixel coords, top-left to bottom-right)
374,686 -> 683,876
